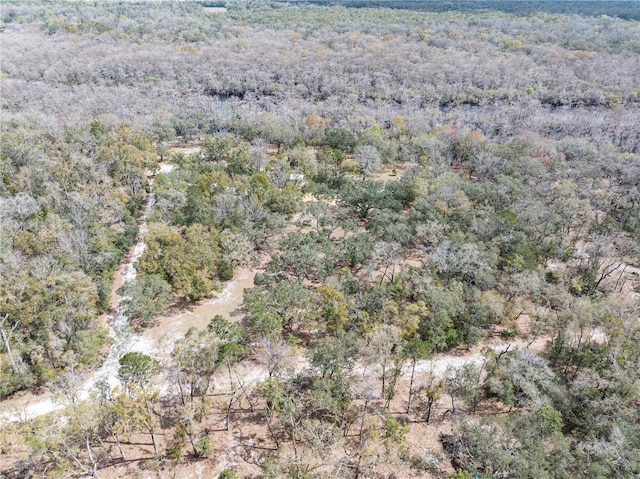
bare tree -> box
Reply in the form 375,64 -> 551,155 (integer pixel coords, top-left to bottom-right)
354,145 -> 382,182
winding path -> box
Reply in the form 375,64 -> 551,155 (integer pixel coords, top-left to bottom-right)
1,165 -> 171,422
3,158 -> 637,423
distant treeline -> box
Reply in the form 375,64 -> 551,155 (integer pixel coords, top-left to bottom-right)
276,1 -> 640,20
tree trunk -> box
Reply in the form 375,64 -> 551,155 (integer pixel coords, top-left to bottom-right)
144,416 -> 160,457
85,434 -> 102,479
425,398 -> 434,424
355,400 -> 369,479
0,316 -> 19,374
150,427 -> 159,457
176,368 -> 186,406
592,260 -> 621,294
384,367 -> 402,410
225,392 -> 241,432
379,266 -> 388,286
0,326 -> 17,373
406,360 -> 416,414
614,264 -> 628,292
235,370 -> 255,412
265,408 -> 280,448
187,430 -> 196,456
289,417 -> 302,479
113,434 -> 126,461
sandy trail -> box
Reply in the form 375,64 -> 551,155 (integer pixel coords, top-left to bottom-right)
4,155 -> 632,425
411,336 -> 548,377
1,203 -> 156,421
0,156 -> 543,423
132,266 -> 258,354
1,165 -> 170,422
0,264 -> 256,422
0,160 -> 263,423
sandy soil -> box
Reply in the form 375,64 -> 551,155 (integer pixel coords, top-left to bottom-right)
166,143 -> 202,156
92,336 -> 526,479
0,165 -> 170,422
3,147 -> 636,477
133,267 -> 258,354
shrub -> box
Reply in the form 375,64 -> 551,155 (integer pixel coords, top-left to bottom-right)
219,469 -> 238,479
217,258 -> 234,281
448,470 -> 473,479
194,436 -> 212,458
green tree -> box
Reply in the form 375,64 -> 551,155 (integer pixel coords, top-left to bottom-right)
201,133 -> 248,163
419,369 -> 444,423
121,274 -> 173,328
244,279 -> 313,335
219,469 -> 239,479
323,128 -> 356,152
171,327 -> 221,406
138,223 -> 222,301
97,124 -> 156,196
445,363 -> 483,414
339,179 -> 401,219
118,352 -> 159,390
111,355 -> 163,457
308,330 -> 359,379
317,284 -> 348,332
403,339 -> 433,413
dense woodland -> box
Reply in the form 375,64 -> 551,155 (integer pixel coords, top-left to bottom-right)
291,1 -> 640,20
1,1 -> 639,478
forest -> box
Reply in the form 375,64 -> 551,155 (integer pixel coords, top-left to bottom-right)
291,1 -> 640,21
0,1 -> 639,478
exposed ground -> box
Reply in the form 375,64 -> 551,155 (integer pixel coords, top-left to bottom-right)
2,143 -> 638,479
